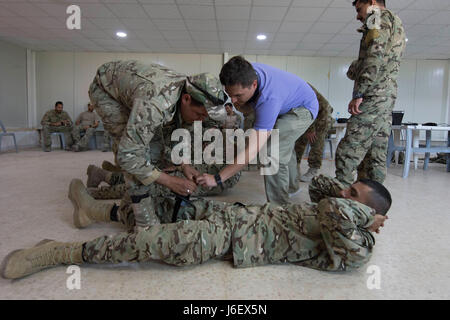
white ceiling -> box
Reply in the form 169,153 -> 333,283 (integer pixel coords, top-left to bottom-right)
0,0 -> 449,59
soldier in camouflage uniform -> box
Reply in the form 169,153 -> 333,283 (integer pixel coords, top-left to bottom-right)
71,103 -> 100,152
86,60 -> 241,229
335,0 -> 406,187
294,84 -> 334,182
40,101 -> 74,152
85,116 -> 242,201
1,174 -> 392,279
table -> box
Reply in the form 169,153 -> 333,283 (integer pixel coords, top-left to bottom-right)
387,125 -> 450,178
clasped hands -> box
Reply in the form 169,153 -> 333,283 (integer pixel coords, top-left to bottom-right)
162,164 -> 217,197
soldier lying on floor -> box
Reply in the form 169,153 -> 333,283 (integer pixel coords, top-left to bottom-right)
1,175 -> 391,279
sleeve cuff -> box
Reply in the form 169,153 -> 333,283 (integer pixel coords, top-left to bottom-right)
352,92 -> 364,100
363,215 -> 375,229
140,169 -> 162,186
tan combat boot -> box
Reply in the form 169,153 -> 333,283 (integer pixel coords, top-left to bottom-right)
68,179 -> 114,228
86,165 -> 110,188
1,239 -> 83,279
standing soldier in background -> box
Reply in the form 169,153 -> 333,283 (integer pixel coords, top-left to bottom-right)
71,103 -> 100,152
335,0 -> 406,187
295,84 -> 334,182
86,60 -> 240,230
40,101 -> 74,152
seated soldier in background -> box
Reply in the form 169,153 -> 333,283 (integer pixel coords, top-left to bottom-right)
294,85 -> 334,182
40,101 -> 74,152
1,174 -> 391,279
71,103 -> 100,152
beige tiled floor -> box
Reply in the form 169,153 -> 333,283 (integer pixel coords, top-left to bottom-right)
0,148 -> 449,299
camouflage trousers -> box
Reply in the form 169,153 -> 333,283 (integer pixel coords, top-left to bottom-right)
42,125 -> 73,148
335,96 -> 395,187
83,198 -> 237,266
117,163 -> 241,230
102,131 -> 112,151
295,121 -> 333,169
72,126 -> 96,150
87,163 -> 241,202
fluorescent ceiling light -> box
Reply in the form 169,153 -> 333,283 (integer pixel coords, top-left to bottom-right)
256,34 -> 267,41
116,31 -> 127,38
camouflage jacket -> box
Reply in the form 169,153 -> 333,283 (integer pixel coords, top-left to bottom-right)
40,109 -> 73,127
89,61 -> 191,186
347,8 -> 406,99
232,175 -> 376,271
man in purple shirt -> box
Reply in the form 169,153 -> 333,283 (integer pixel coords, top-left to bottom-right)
197,56 -> 318,204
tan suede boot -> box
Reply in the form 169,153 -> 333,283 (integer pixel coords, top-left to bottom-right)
1,239 -> 84,279
68,179 -> 114,228
86,165 -> 109,188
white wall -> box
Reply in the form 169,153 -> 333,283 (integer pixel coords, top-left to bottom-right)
0,40 -> 28,128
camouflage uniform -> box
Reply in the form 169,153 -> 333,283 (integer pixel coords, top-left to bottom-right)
102,130 -> 112,152
87,118 -> 241,201
88,61 -> 238,226
295,85 -> 334,169
40,109 -> 74,149
72,110 -> 100,150
335,8 -> 406,186
83,175 -> 377,272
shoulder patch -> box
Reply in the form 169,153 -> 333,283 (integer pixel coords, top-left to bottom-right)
365,29 -> 380,46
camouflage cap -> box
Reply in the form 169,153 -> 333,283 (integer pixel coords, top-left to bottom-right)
185,73 -> 228,121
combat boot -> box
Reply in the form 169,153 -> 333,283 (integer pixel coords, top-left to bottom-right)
68,179 -> 114,228
300,168 -> 319,182
1,239 -> 83,279
101,160 -> 122,172
86,165 -> 109,187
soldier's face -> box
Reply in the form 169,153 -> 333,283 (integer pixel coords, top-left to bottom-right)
339,182 -> 373,208
88,104 -> 94,112
55,104 -> 63,113
225,81 -> 257,109
180,94 -> 208,123
354,1 -> 374,23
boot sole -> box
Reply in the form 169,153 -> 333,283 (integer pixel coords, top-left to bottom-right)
0,249 -> 23,279
0,240 -> 53,279
68,179 -> 92,229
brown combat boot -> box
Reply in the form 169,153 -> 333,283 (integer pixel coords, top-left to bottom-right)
101,160 -> 122,172
86,165 -> 109,188
68,179 -> 114,228
1,239 -> 83,279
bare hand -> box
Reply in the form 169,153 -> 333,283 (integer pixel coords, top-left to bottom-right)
83,125 -> 90,130
167,176 -> 197,196
307,131 -> 317,144
196,173 -> 217,188
368,215 -> 388,234
181,164 -> 201,182
348,98 -> 363,115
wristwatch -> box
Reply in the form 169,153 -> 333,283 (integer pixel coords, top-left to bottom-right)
214,173 -> 224,191
353,92 -> 364,100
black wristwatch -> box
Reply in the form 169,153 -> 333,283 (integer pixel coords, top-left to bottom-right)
214,173 -> 224,191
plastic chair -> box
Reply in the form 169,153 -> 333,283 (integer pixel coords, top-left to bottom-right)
42,132 -> 66,150
0,120 -> 18,153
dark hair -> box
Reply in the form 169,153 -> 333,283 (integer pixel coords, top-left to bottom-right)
219,56 -> 257,88
352,0 -> 386,6
358,179 -> 392,215
55,101 -> 63,107
180,87 -> 203,107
